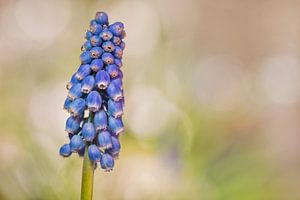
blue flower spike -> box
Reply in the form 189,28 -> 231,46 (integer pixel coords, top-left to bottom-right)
59,11 -> 126,172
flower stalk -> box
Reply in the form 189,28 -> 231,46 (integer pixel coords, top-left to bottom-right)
80,145 -> 94,200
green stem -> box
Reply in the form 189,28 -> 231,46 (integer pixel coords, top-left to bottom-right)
80,146 -> 94,200
81,114 -> 95,200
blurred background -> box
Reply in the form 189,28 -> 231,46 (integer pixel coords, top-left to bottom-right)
1,0 -> 300,199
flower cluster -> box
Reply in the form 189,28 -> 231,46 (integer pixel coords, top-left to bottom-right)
59,12 -> 125,172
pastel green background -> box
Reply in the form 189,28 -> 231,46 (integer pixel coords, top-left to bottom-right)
0,0 -> 299,199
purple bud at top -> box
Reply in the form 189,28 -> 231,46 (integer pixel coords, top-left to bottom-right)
68,83 -> 82,100
82,122 -> 96,142
81,75 -> 95,94
114,46 -> 123,59
90,47 -> 103,59
108,136 -> 121,159
90,24 -> 102,35
109,22 -> 124,36
63,97 -> 72,110
114,59 -> 122,68
106,64 -> 119,78
100,153 -> 114,172
82,40 -> 93,51
86,91 -> 102,112
90,59 -> 104,72
102,41 -> 115,52
119,41 -> 125,50
95,70 -> 110,89
102,53 -> 114,65
97,130 -> 112,150
70,135 -> 84,152
108,116 -> 124,135
112,36 -> 121,46
95,12 -> 109,25
69,98 -> 86,117
107,82 -> 123,101
90,35 -> 102,47
100,30 -> 113,41
94,110 -> 107,131
85,30 -> 93,40
65,116 -> 81,134
59,144 -> 72,157
76,64 -> 91,80
80,51 -> 92,64
108,99 -> 123,118
88,144 -> 101,162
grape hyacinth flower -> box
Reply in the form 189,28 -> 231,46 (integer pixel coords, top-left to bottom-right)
58,11 -> 126,200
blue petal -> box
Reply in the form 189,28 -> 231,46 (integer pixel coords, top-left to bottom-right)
107,82 -> 123,101
95,12 -> 108,25
59,144 -> 72,157
100,30 -> 113,41
102,41 -> 115,52
97,130 -> 112,149
82,122 -> 96,142
106,64 -> 119,78
95,70 -> 111,89
63,97 -> 72,110
90,59 -> 104,72
94,110 -> 108,131
90,35 -> 102,47
109,22 -> 124,36
108,136 -> 121,159
86,91 -> 102,112
100,153 -> 114,171
69,98 -> 86,117
90,24 -> 102,35
108,99 -> 123,118
101,52 -> 114,65
88,144 -> 101,162
65,116 -> 81,134
81,76 -> 95,94
76,64 -> 91,80
80,51 -> 92,64
70,135 -> 84,152
68,83 -> 82,100
90,47 -> 103,59
108,116 -> 124,135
